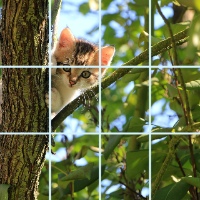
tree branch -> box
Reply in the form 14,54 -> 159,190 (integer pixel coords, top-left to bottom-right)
152,122 -> 200,132
51,68 -> 148,131
122,27 -> 189,66
51,0 -> 62,49
152,136 -> 181,198
51,0 -> 62,27
155,0 -> 179,65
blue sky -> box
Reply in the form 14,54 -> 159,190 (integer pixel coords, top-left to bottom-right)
57,0 -> 99,42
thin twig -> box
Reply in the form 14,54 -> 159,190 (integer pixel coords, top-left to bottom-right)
188,135 -> 198,199
177,68 -> 193,126
173,68 -> 188,124
155,1 -> 179,65
119,181 -> 147,200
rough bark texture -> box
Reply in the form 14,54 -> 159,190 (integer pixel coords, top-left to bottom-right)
1,0 -> 48,65
0,135 -> 48,200
2,69 -> 48,132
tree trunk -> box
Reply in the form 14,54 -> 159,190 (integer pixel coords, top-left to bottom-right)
0,0 -> 49,199
0,135 -> 48,200
1,0 -> 48,65
2,69 -> 48,132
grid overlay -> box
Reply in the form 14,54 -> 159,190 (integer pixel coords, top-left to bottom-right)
47,0 -> 199,199
0,1 -> 198,200
48,0 -> 152,199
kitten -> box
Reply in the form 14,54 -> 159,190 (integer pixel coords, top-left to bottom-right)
46,68 -> 106,113
51,28 -> 115,66
47,28 -> 115,113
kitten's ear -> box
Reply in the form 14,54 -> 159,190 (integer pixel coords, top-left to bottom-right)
101,46 -> 115,66
58,28 -> 75,48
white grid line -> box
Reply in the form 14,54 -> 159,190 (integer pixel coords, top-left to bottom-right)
99,0 -> 102,199
49,0 -> 52,199
149,0 -> 152,199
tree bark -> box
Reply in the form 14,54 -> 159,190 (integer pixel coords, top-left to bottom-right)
1,0 -> 48,65
2,68 -> 48,132
0,135 -> 48,200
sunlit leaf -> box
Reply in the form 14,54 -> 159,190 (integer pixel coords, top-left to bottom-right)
185,80 -> 200,90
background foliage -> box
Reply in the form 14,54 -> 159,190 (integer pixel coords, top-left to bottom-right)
152,1 -> 200,65
46,0 -> 200,199
152,135 -> 200,200
151,68 -> 200,132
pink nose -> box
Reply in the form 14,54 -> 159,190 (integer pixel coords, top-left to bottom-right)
69,80 -> 76,86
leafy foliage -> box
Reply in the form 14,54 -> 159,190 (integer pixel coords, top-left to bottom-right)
151,68 -> 200,132
102,135 -> 149,199
101,68 -> 148,132
152,135 -> 200,199
102,0 -> 149,65
152,1 -> 200,65
49,1 -> 200,200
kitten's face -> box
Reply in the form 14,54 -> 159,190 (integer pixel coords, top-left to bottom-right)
54,68 -> 106,90
53,28 -> 115,66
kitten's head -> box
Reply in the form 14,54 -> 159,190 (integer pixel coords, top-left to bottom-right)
52,28 -> 115,66
54,68 -> 106,90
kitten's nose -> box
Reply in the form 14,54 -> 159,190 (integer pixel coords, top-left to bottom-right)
69,80 -> 76,86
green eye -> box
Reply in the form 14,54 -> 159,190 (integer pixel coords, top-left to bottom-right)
81,71 -> 91,78
63,68 -> 71,72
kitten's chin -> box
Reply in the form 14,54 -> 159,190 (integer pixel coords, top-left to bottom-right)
68,84 -> 77,89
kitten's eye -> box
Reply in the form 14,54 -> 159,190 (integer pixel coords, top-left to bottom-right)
81,71 -> 91,78
63,68 -> 71,72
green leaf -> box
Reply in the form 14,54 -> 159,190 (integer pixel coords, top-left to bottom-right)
109,188 -> 125,198
182,177 -> 200,188
153,181 -> 190,200
74,145 -> 89,161
59,163 -> 94,182
186,14 -> 200,60
79,3 -> 90,15
126,150 -> 148,179
64,165 -> 106,194
0,184 -> 10,200
101,0 -> 112,9
176,0 -> 195,7
103,135 -> 124,160
138,31 -> 149,47
167,84 -> 178,97
134,0 -> 149,6
185,80 -> 200,90
161,0 -> 173,6
123,117 -> 146,132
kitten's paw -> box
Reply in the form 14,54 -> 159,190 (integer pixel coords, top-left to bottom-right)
51,88 -> 63,113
